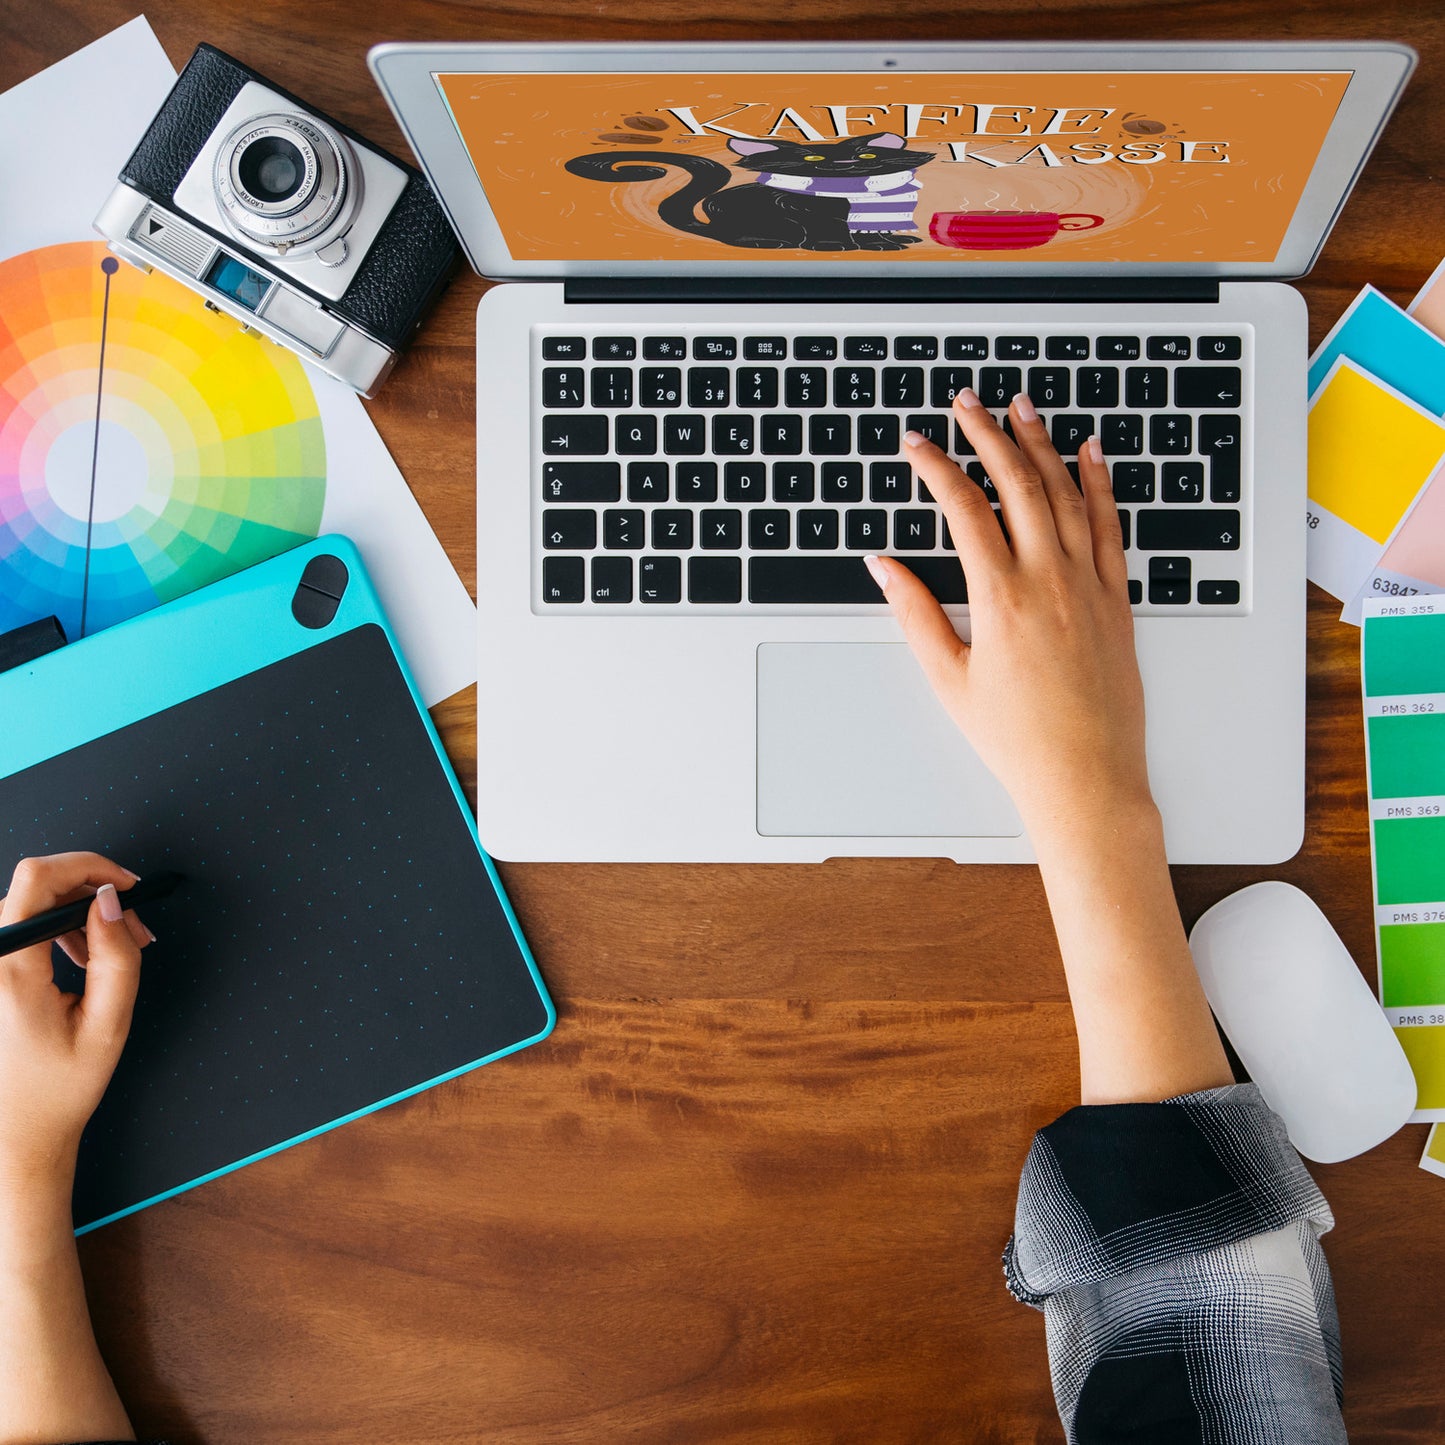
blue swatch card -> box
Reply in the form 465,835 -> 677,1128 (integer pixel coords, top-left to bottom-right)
1309,286 -> 1445,415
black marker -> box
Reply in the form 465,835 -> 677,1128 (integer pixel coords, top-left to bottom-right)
0,871 -> 185,957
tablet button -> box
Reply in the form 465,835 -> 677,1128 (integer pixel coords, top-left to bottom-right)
298,553 -> 348,599
291,583 -> 340,629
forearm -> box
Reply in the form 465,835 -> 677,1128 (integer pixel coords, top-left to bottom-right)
1030,797 -> 1233,1105
0,1173 -> 133,1445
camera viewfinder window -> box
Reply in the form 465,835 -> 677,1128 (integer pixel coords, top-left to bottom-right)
205,253 -> 272,311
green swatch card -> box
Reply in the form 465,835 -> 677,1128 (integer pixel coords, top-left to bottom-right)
1363,593 -> 1445,1120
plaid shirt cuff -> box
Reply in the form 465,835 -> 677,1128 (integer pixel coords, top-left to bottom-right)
1003,1081 -> 1332,1305
1003,1083 -> 1345,1445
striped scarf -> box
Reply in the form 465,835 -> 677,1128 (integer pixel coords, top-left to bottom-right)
753,169 -> 920,232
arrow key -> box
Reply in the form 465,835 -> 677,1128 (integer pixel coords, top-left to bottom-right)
542,508 -> 597,550
1198,579 -> 1241,604
1149,555 -> 1191,581
1149,555 -> 1191,605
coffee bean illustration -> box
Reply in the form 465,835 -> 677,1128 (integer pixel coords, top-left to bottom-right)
598,132 -> 661,143
1122,117 -> 1167,135
624,114 -> 669,131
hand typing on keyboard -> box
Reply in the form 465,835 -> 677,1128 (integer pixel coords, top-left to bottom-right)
866,388 -> 1150,842
870,385 -> 1237,1111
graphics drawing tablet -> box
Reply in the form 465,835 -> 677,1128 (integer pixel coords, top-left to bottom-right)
0,536 -> 554,1232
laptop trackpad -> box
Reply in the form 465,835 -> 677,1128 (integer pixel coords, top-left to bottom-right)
756,643 -> 1023,838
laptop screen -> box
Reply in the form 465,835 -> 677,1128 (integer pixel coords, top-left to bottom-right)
432,70 -> 1350,266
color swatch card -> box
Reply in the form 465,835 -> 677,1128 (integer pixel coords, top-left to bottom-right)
1362,593 -> 1445,1121
1343,267 -> 1445,619
1308,284 -> 1445,415
1424,1124 -> 1445,1181
1357,460 -> 1445,617
0,20 -> 475,704
1307,360 -> 1445,615
1409,256 -> 1445,343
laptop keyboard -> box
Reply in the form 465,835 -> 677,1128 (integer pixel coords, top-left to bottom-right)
533,329 -> 1248,612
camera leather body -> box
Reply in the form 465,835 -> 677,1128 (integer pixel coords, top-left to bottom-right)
120,44 -> 460,353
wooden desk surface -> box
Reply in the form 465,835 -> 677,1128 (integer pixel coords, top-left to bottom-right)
6,4 -> 1444,1439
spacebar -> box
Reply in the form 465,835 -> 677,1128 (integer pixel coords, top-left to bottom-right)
749,556 -> 968,604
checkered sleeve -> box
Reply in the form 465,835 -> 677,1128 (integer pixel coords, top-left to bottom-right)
1003,1083 -> 1345,1445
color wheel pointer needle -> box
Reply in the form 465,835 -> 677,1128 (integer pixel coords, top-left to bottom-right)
80,255 -> 120,640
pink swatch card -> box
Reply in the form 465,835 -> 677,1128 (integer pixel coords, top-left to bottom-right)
1409,255 -> 1445,343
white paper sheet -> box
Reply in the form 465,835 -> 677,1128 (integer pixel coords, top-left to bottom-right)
0,18 -> 476,704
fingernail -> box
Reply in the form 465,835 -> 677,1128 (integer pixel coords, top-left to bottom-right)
1086,434 -> 1104,465
956,387 -> 982,410
97,883 -> 122,924
1013,391 -> 1038,423
903,429 -> 926,447
863,554 -> 889,592
121,867 -> 140,883
141,921 -> 157,944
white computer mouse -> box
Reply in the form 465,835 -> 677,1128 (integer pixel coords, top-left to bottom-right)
1188,881 -> 1416,1163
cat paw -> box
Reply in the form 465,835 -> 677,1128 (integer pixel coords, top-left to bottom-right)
854,234 -> 913,251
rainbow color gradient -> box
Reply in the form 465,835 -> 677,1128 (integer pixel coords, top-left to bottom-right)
0,241 -> 326,638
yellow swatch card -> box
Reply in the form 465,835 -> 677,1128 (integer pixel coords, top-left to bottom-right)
1307,360 -> 1445,611
1423,1123 -> 1445,1180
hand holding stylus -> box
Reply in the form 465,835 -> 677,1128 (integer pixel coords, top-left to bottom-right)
0,854 -> 146,1445
0,852 -> 153,1195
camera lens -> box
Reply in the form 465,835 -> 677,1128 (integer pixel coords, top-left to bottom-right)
215,112 -> 358,257
237,136 -> 305,203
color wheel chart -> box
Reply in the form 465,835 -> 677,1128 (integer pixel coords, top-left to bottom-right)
0,241 -> 326,639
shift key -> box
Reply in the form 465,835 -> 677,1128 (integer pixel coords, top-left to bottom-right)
540,461 -> 621,502
1136,508 -> 1241,551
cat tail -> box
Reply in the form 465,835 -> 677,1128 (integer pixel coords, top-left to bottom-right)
564,152 -> 734,236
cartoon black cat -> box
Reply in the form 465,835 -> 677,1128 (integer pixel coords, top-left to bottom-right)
564,132 -> 935,251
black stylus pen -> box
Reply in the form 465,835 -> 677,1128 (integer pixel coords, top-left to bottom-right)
0,871 -> 185,956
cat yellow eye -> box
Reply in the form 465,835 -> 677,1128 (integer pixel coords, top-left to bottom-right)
859,151 -> 877,158
804,154 -> 825,161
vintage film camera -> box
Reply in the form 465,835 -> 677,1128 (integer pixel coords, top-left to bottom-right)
94,45 -> 459,395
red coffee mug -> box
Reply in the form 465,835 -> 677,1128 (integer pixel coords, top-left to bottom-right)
929,210 -> 1104,250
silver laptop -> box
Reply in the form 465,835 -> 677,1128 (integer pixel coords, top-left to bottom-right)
369,40 -> 1413,863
